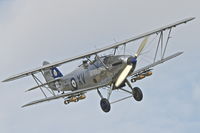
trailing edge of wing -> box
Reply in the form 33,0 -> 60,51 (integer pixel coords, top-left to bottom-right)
131,52 -> 183,77
22,83 -> 109,107
3,17 -> 195,82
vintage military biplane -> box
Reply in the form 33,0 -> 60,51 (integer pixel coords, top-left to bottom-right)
3,17 -> 195,112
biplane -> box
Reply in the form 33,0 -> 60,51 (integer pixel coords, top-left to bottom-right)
3,17 -> 195,113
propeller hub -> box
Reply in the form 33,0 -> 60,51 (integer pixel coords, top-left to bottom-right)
127,57 -> 137,65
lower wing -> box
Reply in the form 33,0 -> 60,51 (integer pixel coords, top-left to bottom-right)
131,52 -> 183,77
22,83 -> 109,107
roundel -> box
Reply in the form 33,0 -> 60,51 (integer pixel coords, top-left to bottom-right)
71,78 -> 78,90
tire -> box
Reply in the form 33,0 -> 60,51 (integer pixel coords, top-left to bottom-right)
132,87 -> 143,101
100,98 -> 111,113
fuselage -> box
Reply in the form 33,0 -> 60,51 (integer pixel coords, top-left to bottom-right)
57,55 -> 136,91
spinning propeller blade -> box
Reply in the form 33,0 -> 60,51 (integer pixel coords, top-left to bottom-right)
115,37 -> 148,88
115,65 -> 133,87
134,37 -> 148,58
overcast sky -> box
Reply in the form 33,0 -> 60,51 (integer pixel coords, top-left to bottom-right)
0,0 -> 199,133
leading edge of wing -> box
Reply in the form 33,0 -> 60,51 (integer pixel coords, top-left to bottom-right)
3,17 -> 195,82
22,83 -> 109,108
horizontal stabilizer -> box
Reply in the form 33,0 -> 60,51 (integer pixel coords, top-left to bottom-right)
25,78 -> 61,92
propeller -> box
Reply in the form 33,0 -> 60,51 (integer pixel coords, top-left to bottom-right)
115,37 -> 148,88
134,37 -> 148,58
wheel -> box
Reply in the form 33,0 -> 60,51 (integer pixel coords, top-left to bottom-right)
132,87 -> 143,101
100,98 -> 111,113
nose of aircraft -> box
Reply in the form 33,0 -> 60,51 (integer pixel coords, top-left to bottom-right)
127,56 -> 137,65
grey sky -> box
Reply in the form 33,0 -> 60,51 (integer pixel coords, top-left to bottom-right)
0,0 -> 199,133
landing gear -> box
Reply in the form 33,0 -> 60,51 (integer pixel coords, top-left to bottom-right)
125,79 -> 143,102
100,98 -> 111,113
97,85 -> 113,113
132,87 -> 143,101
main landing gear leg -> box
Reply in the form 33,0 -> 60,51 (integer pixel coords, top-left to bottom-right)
125,79 -> 143,101
97,87 -> 112,113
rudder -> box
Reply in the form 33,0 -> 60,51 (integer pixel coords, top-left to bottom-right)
42,61 -> 63,90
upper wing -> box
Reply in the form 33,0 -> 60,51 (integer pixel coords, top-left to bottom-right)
22,83 -> 109,107
3,17 -> 194,82
131,52 -> 183,77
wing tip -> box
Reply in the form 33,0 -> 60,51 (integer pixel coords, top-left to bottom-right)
2,77 -> 16,82
178,51 -> 184,55
21,104 -> 30,108
191,17 -> 196,20
188,17 -> 195,20
2,79 -> 9,82
184,17 -> 195,22
24,90 -> 29,93
21,105 -> 26,108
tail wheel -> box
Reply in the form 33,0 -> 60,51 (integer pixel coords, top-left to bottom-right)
132,87 -> 143,101
100,98 -> 111,113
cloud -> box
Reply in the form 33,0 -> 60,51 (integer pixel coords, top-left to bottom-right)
192,82 -> 200,102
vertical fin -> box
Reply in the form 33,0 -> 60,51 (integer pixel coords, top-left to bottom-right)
42,61 -> 63,90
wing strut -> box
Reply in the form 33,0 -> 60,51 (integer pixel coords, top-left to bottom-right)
32,74 -> 47,98
154,27 -> 173,62
162,28 -> 172,58
154,31 -> 163,62
113,47 -> 118,55
31,74 -> 56,97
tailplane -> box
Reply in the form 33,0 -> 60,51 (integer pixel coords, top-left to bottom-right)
42,61 -> 63,90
